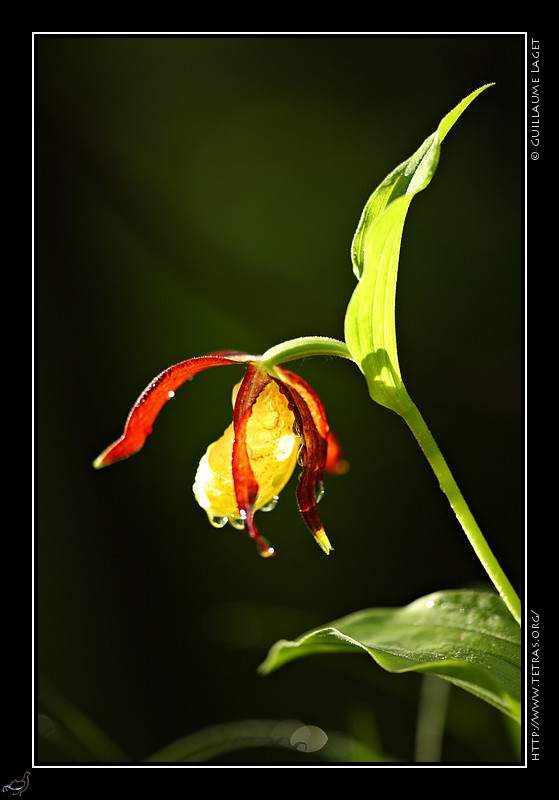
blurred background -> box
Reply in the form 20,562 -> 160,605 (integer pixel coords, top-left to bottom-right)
34,34 -> 524,765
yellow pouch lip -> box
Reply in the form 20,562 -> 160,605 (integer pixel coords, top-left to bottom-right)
193,381 -> 300,527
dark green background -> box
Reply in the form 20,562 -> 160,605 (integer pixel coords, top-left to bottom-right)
35,34 -> 524,764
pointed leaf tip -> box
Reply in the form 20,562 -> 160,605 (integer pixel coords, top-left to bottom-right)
344,84 -> 493,413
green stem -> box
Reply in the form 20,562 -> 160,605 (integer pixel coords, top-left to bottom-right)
262,335 -> 521,626
261,336 -> 353,368
402,399 -> 521,625
414,675 -> 450,763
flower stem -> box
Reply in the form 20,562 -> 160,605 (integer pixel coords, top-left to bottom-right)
262,335 -> 521,625
261,336 -> 353,369
402,399 -> 521,625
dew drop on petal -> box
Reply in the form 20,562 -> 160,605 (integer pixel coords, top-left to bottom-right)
314,481 -> 325,504
229,516 -> 245,530
210,515 -> 228,528
260,496 -> 279,513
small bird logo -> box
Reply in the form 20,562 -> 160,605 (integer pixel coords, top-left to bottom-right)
2,772 -> 30,796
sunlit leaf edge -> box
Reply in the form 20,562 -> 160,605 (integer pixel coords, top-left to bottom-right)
344,84 -> 494,408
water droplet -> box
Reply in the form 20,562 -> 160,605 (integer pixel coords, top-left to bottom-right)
314,481 -> 325,504
168,390 -> 175,398
297,444 -> 307,467
210,515 -> 228,529
229,516 -> 245,530
292,420 -> 301,437
260,496 -> 279,513
290,725 -> 328,753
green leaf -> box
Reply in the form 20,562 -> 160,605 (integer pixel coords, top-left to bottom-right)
145,718 -> 395,763
259,589 -> 521,722
344,84 -> 493,413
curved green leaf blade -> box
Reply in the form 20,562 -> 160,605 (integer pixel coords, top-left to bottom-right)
145,718 -> 395,763
259,589 -> 521,722
344,85 -> 493,412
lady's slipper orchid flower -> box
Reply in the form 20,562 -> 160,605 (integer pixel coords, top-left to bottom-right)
93,352 -> 347,558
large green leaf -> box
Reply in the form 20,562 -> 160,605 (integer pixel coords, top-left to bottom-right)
344,85 -> 493,413
259,589 -> 521,722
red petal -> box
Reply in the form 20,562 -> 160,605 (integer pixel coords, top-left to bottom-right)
325,430 -> 349,475
276,368 -> 329,439
93,353 -> 254,468
276,368 -> 347,475
231,363 -> 275,557
273,369 -> 332,553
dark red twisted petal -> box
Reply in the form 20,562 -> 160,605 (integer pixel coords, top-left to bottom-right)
273,368 -> 330,549
231,363 -> 274,557
93,353 -> 255,468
